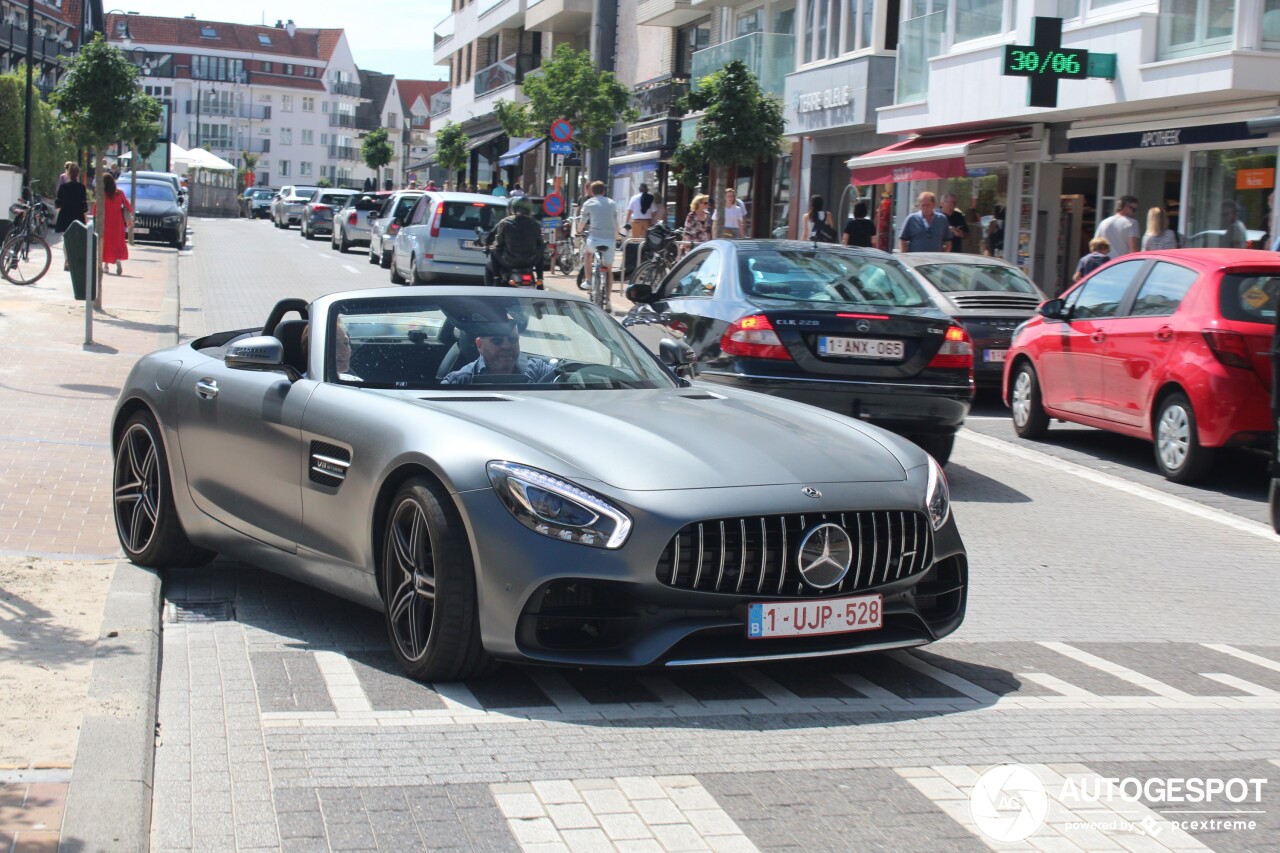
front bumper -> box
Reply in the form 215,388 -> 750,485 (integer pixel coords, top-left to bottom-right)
455,476 -> 967,668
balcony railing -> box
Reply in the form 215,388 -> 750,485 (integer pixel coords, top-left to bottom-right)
430,88 -> 452,117
329,113 -> 360,128
690,31 -> 792,97
330,79 -> 362,98
896,10 -> 945,104
240,138 -> 271,154
632,75 -> 690,120
434,14 -> 454,47
184,102 -> 271,120
328,144 -> 359,161
474,53 -> 540,97
0,23 -> 68,60
201,138 -> 236,151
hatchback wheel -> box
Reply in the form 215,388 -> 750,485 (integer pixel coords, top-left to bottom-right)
381,477 -> 491,681
368,246 -> 378,265
380,249 -> 392,269
1010,362 -> 1050,439
338,230 -> 350,253
1154,392 -> 1213,483
389,252 -> 406,284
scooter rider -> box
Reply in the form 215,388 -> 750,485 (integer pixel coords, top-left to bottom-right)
483,195 -> 545,287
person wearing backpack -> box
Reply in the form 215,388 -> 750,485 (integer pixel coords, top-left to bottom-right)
802,195 -> 838,243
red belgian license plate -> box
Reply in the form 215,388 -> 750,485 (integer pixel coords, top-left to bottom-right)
747,594 -> 882,639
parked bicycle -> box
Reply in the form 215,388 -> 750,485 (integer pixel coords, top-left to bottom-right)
629,223 -> 685,294
555,215 -> 582,277
1,183 -> 54,286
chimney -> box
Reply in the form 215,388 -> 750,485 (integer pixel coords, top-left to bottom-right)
285,19 -> 296,37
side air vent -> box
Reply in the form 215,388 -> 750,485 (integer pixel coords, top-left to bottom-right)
419,396 -> 513,402
679,392 -> 721,400
309,440 -> 351,487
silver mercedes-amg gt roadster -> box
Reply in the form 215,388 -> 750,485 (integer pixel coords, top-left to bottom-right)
112,287 -> 967,680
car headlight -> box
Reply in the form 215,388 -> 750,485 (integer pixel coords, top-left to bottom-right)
163,215 -> 182,224
925,455 -> 951,530
487,461 -> 632,549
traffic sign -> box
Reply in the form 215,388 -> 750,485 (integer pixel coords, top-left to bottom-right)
550,119 -> 574,142
549,141 -> 573,156
542,193 -> 565,217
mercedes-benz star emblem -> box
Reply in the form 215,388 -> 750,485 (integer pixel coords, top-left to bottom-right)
796,523 -> 854,589
802,486 -> 822,498
856,320 -> 872,332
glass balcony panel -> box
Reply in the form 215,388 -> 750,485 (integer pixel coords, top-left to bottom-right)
430,88 -> 452,117
895,10 -> 944,104
434,15 -> 454,47
632,76 -> 690,120
1266,0 -> 1280,45
1157,0 -> 1235,59
475,53 -> 518,96
955,0 -> 1002,42
689,32 -> 794,97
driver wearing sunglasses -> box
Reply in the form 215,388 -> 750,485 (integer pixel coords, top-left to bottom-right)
441,320 -> 556,385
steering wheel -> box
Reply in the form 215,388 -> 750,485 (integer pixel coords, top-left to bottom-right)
554,361 -> 633,388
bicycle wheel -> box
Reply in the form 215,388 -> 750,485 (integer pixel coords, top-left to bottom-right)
0,234 -> 51,285
591,264 -> 608,311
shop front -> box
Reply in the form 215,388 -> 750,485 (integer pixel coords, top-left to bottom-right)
609,117 -> 682,230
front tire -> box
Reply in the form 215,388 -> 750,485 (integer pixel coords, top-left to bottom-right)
113,411 -> 214,568
381,477 -> 490,681
1010,362 -> 1050,439
1154,392 -> 1213,483
338,230 -> 350,253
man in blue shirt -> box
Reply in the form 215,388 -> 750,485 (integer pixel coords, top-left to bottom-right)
897,191 -> 951,253
441,321 -> 556,385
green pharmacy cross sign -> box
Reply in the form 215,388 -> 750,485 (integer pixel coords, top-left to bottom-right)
1003,17 -> 1116,108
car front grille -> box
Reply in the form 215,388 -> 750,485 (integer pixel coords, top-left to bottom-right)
656,510 -> 933,597
135,214 -> 168,230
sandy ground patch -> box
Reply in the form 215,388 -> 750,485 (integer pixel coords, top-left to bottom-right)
0,557 -> 115,768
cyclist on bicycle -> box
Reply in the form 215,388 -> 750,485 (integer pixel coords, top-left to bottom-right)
577,181 -> 618,294
482,195 -> 546,287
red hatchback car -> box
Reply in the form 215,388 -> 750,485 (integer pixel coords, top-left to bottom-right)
1004,249 -> 1278,483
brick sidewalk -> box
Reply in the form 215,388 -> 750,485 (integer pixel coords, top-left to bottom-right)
0,238 -> 176,559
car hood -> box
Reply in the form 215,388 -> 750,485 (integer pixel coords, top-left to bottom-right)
376,387 -> 908,490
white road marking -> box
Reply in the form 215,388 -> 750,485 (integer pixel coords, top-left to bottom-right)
958,430 -> 1279,543
1018,672 -> 1098,699
341,264 -> 360,274
887,650 -> 1001,703
312,650 -> 372,714
1039,642 -> 1196,701
1203,643 -> 1280,674
1199,673 -> 1279,697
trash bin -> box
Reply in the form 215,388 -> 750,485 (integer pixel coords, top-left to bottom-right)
64,219 -> 97,301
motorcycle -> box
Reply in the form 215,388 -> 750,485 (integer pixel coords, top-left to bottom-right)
474,226 -> 543,289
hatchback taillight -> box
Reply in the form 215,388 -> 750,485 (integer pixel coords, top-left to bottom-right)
429,201 -> 445,238
928,325 -> 974,370
720,315 -> 791,360
314,204 -> 330,212
1203,329 -> 1254,370
389,223 -> 400,234
347,211 -> 358,225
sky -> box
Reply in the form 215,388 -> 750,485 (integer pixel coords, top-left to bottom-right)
119,0 -> 453,81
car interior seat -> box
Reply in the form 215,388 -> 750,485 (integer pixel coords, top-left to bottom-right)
273,319 -> 308,375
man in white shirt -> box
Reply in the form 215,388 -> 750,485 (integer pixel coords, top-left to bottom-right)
578,181 -> 619,307
625,183 -> 655,241
1094,195 -> 1140,258
713,188 -> 746,238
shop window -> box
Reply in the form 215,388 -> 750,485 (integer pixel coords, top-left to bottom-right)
770,154 -> 791,239
1188,147 -> 1277,249
1158,0 -> 1236,59
955,0 -> 1002,42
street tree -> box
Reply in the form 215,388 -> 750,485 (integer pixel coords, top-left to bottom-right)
52,34 -> 142,307
241,150 -> 259,188
494,44 -> 636,160
671,60 -> 786,224
121,90 -> 163,244
361,127 -> 394,189
434,121 -> 469,187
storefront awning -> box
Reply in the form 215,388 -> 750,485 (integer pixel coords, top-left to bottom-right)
609,151 -> 661,177
406,152 -> 436,171
846,129 -> 1023,186
498,137 -> 544,167
467,130 -> 505,152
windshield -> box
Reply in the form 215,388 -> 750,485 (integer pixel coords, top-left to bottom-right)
914,262 -> 1039,295
329,294 -> 676,390
737,248 -> 932,308
119,183 -> 177,202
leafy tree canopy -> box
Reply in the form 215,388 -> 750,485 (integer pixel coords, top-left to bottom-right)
361,127 -> 394,172
671,60 -> 786,189
122,90 -> 163,161
51,34 -> 140,151
434,120 -> 469,179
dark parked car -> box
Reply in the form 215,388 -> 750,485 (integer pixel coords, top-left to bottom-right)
300,189 -> 356,240
245,187 -> 275,219
623,241 -> 975,463
331,190 -> 391,253
117,178 -> 187,248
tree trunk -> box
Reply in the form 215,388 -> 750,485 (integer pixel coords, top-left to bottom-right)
93,151 -> 105,310
129,144 -> 138,246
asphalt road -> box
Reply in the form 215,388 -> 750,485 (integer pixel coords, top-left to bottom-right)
151,217 -> 1280,853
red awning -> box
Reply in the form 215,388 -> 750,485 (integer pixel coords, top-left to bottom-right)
848,129 -> 1023,186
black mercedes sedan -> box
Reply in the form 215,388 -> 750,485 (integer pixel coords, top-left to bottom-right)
623,241 -> 974,464
118,178 -> 187,248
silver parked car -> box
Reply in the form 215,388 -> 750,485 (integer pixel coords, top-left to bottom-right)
895,252 -> 1047,389
300,189 -> 357,240
110,286 -> 966,680
367,191 -> 423,268
390,192 -> 508,284
273,184 -> 320,229
331,190 -> 392,253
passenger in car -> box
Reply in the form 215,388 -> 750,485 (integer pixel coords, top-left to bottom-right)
440,320 -> 555,385
299,323 -> 362,382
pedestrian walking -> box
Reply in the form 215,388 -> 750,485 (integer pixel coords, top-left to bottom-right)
626,183 -> 656,241
1074,237 -> 1111,282
491,181 -> 508,198
1141,207 -> 1182,250
93,173 -> 132,276
940,193 -> 968,253
714,188 -> 746,238
984,206 -> 1005,256
55,161 -> 75,192
843,201 -> 876,248
54,163 -> 88,270
683,194 -> 713,248
801,195 -> 838,242
897,191 -> 950,253
510,183 -> 524,197
1094,195 -> 1140,257
875,191 -> 893,251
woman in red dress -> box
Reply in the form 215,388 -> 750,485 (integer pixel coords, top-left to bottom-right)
94,173 -> 132,276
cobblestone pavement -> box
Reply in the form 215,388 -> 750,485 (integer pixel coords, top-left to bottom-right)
142,220 -> 1280,851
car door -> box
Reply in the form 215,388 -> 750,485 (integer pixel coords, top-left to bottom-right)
395,194 -> 431,271
1096,261 -> 1198,427
174,362 -> 315,553
1039,260 -> 1144,418
622,248 -> 727,363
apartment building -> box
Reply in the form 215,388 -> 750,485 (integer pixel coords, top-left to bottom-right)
106,13 -> 379,190
0,0 -> 101,96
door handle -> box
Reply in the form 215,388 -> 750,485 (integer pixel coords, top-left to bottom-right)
1090,332 -> 1106,344
195,378 -> 218,399
1155,326 -> 1174,342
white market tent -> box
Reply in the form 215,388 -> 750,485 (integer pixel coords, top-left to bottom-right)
172,146 -> 235,173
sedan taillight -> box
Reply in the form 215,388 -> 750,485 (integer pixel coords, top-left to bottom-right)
1202,329 -> 1254,370
720,315 -> 791,360
928,325 -> 974,370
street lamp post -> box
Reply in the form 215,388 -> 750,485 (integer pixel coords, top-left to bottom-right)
21,0 -> 35,193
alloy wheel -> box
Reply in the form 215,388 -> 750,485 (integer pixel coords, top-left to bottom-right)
1157,403 -> 1191,472
1011,370 -> 1032,428
386,497 -> 436,662
113,423 -> 160,555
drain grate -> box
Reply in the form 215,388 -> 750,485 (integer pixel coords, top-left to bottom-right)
165,599 -> 236,623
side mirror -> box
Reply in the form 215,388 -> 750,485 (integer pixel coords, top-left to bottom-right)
659,338 -> 697,378
226,336 -> 301,381
626,282 -> 654,303
1039,298 -> 1066,320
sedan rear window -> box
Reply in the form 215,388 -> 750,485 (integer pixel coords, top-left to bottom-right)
1219,273 -> 1280,323
738,249 -> 931,308
318,193 -> 350,205
915,263 -> 1039,295
438,202 -> 505,231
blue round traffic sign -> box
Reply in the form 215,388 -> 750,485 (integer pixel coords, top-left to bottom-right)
542,193 -> 564,217
549,119 -> 574,143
